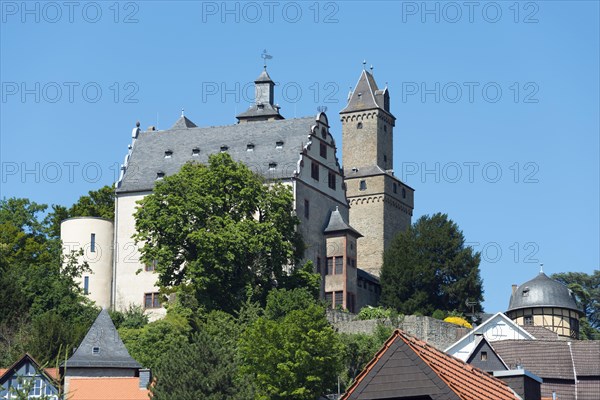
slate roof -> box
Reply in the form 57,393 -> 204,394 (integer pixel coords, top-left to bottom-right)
117,116 -> 316,193
508,272 -> 582,313
342,329 -> 519,400
521,325 -> 561,340
324,207 -> 362,237
170,115 -> 197,130
63,309 -> 141,369
341,70 -> 390,115
235,103 -> 282,120
68,377 -> 149,400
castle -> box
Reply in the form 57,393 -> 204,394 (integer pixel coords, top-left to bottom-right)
60,66 -> 415,317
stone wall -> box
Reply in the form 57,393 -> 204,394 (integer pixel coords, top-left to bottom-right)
328,310 -> 470,351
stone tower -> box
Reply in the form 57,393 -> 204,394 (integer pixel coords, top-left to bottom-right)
340,69 -> 414,277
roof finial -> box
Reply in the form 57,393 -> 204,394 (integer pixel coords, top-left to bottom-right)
261,49 -> 273,69
540,263 -> 544,274
181,108 -> 184,117
362,60 -> 366,70
370,64 -> 374,73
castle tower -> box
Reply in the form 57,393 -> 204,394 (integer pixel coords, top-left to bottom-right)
340,69 -> 414,277
236,67 -> 284,123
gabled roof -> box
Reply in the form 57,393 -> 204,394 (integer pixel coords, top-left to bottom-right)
63,309 -> 141,370
117,116 -> 316,193
342,329 -> 520,400
68,377 -> 149,400
445,312 -> 535,361
0,353 -> 60,390
324,207 -> 362,237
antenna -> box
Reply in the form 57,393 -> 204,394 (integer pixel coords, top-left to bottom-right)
261,49 -> 273,69
465,299 -> 480,324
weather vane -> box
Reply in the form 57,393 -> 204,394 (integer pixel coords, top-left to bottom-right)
261,49 -> 273,69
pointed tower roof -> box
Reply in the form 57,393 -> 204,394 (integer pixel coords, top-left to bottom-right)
340,69 -> 392,116
324,207 -> 362,237
63,309 -> 142,369
255,68 -> 274,83
170,115 -> 197,130
236,67 -> 283,123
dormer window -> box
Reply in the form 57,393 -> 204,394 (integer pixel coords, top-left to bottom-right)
192,148 -> 200,156
92,347 -> 100,355
247,144 -> 255,151
156,172 -> 165,180
276,141 -> 284,149
164,150 -> 173,158
268,162 -> 277,170
220,145 -> 229,152
522,287 -> 530,297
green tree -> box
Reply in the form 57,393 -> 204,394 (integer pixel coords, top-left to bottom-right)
551,270 -> 600,339
380,213 -> 484,316
134,154 -> 303,313
239,290 -> 343,400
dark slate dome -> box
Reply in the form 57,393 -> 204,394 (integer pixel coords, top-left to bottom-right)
507,272 -> 582,313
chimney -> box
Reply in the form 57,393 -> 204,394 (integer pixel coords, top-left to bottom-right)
139,369 -> 151,389
493,369 -> 542,400
512,284 -> 518,297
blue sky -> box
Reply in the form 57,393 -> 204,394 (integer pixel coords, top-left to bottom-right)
1,1 -> 598,313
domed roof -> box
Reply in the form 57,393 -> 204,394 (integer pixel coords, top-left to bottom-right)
507,272 -> 582,313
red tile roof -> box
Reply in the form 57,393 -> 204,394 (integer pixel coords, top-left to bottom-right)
342,329 -> 520,400
68,377 -> 150,400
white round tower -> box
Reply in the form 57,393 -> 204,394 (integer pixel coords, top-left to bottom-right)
61,217 -> 114,309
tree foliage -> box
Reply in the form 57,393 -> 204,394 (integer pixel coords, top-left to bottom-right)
380,213 -> 484,316
551,270 -> 600,339
239,289 -> 343,400
134,154 -> 304,313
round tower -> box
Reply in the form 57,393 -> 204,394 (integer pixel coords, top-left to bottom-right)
506,272 -> 583,339
61,217 -> 114,309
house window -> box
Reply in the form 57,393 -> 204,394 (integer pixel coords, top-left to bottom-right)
145,260 -> 157,272
90,233 -> 96,252
359,180 -> 367,191
334,291 -> 343,307
481,351 -> 488,361
328,172 -> 336,190
320,142 -> 327,159
524,315 -> 533,325
144,292 -> 161,309
304,199 -> 309,219
84,276 -> 89,295
311,162 -> 319,181
325,292 -> 333,307
33,378 -> 42,395
192,147 -> 200,156
335,257 -> 343,274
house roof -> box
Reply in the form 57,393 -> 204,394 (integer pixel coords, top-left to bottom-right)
491,339 -> 600,379
507,272 -> 582,313
0,354 -> 59,387
63,309 -> 142,370
68,377 -> 149,400
170,115 -> 197,130
340,70 -> 392,117
341,329 -> 520,400
521,325 -> 561,341
324,207 -> 362,237
117,116 -> 316,193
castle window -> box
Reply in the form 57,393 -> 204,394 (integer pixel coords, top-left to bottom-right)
357,122 -> 363,129
192,147 -> 200,156
84,276 -> 89,295
480,352 -> 488,361
247,143 -> 254,151
393,183 -> 397,193
311,162 -> 319,181
220,145 -> 228,152
321,128 -> 327,139
90,233 -> 96,252
164,150 -> 173,158
335,258 -> 343,274
325,292 -> 333,307
402,187 -> 406,198
328,172 -> 336,190
144,292 -> 161,309
320,142 -> 327,159
383,155 -> 387,163
304,199 -> 310,219
326,257 -> 334,275
316,257 -> 321,274
276,141 -> 284,149
359,180 -> 367,191
384,125 -> 387,132
335,291 -> 344,307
